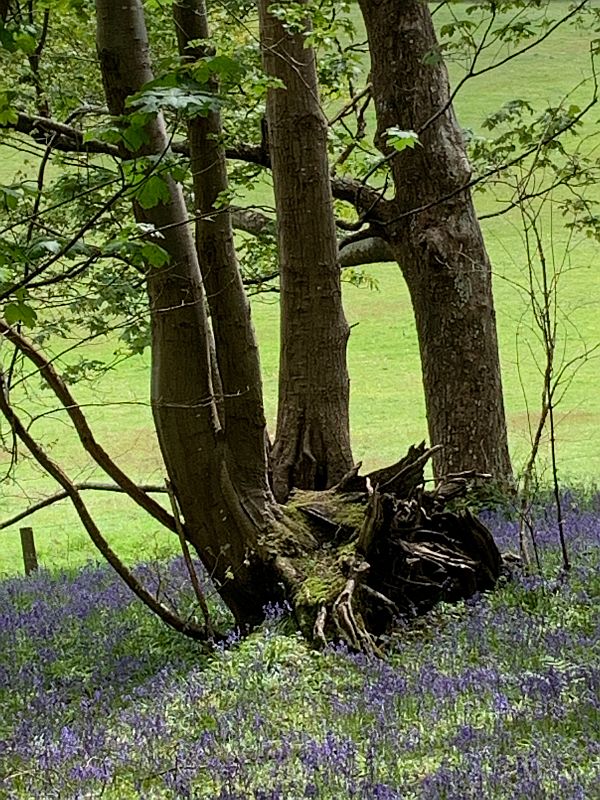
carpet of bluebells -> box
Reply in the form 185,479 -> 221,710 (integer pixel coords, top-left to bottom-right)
1,497 -> 599,799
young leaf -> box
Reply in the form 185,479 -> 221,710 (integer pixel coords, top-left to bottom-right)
4,302 -> 37,327
135,174 -> 171,210
385,128 -> 421,153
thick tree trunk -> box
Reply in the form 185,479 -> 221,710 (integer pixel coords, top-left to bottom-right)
259,0 -> 354,502
91,0 -> 505,648
173,0 -> 272,522
358,0 -> 513,485
95,0 -> 278,625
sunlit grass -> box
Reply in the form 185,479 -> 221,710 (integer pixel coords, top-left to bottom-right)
1,4 -> 599,575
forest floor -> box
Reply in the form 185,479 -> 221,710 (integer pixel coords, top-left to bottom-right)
1,496 -> 598,799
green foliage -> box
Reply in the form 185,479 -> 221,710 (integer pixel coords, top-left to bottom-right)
4,300 -> 37,327
127,83 -> 221,119
0,87 -> 17,124
0,21 -> 38,54
385,127 -> 421,153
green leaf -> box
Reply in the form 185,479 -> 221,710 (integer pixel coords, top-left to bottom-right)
135,174 -> 171,210
141,242 -> 170,267
0,88 -> 17,125
121,118 -> 151,152
0,186 -> 21,210
4,302 -> 37,327
385,128 -> 421,153
127,85 -> 221,119
422,49 -> 443,67
207,54 -> 243,82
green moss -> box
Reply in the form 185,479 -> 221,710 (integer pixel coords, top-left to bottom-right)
295,572 -> 345,607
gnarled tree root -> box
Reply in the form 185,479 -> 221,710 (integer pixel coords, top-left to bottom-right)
274,442 -> 504,653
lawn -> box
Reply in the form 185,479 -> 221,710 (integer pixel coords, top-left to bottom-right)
1,501 -> 598,798
1,3 -> 600,575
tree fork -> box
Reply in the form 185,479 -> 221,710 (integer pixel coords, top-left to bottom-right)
95,0 -> 279,625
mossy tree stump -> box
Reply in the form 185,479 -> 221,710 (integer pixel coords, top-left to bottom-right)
268,443 -> 502,654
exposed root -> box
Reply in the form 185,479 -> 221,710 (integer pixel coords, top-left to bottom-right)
360,583 -> 401,618
276,444 -> 503,655
313,604 -> 328,648
331,558 -> 381,655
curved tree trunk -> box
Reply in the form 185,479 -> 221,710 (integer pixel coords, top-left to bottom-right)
95,0 -> 279,625
173,0 -> 271,522
258,0 -> 354,502
358,0 -> 513,485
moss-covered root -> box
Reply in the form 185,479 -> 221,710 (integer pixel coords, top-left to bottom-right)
291,552 -> 387,656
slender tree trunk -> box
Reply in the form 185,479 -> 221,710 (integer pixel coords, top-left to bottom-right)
173,0 -> 272,523
259,0 -> 354,502
95,0 -> 278,624
358,0 -> 513,484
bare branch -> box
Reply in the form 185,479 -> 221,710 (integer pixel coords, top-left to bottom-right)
0,482 -> 168,531
0,320 -> 178,534
328,82 -> 372,126
0,370 -> 211,641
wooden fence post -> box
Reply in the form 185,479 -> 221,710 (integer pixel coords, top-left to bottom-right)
20,527 -> 38,575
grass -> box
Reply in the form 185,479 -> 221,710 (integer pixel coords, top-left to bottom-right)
1,3 -> 600,575
1,503 -> 598,798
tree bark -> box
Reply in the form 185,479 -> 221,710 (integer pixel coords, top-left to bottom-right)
95,0 -> 278,625
173,0 -> 272,520
358,0 -> 513,485
258,0 -> 354,502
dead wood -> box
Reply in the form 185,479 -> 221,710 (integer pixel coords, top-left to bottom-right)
280,443 -> 503,652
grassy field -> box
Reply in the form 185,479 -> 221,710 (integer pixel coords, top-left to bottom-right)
1,3 -> 599,575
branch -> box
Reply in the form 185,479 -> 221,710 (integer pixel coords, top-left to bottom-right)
0,320 -> 178,534
231,206 -> 394,267
0,482 -> 168,530
230,205 -> 276,237
2,113 -> 393,223
419,2 -> 589,137
339,231 -> 394,267
328,83 -> 372,126
384,90 -> 598,228
0,370 -> 210,641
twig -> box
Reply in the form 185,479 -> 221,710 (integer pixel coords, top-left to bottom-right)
0,483 -> 168,531
0,320 -> 178,533
0,370 -> 209,641
165,480 -> 213,632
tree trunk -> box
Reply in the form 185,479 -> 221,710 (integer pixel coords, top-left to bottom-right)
258,0 -> 354,502
358,0 -> 513,485
95,0 -> 278,625
173,0 -> 272,522
92,0 -> 505,649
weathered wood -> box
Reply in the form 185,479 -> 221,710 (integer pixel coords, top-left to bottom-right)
20,527 -> 38,575
280,444 -> 503,651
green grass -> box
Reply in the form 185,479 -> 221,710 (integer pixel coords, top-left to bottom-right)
1,3 -> 600,575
